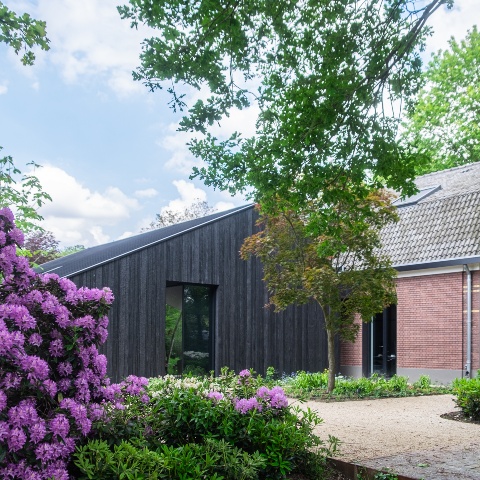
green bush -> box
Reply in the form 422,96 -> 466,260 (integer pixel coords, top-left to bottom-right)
76,369 -> 336,479
74,438 -> 265,480
453,376 -> 480,420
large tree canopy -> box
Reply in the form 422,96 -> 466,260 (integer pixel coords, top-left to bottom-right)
120,0 -> 450,234
402,25 -> 480,174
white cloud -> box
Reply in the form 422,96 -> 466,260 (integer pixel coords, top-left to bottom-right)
0,82 -> 8,95
134,188 -> 159,199
31,164 -> 140,247
424,0 -> 478,59
162,180 -> 208,213
10,0 -> 151,96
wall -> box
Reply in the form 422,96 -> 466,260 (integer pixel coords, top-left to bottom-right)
70,207 -> 329,381
340,269 -> 479,383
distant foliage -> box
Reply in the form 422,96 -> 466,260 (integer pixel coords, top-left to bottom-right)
402,26 -> 480,174
0,208 -> 148,479
24,230 -> 60,265
143,199 -> 215,231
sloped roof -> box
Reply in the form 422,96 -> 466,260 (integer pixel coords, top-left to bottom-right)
36,204 -> 255,277
382,162 -> 480,269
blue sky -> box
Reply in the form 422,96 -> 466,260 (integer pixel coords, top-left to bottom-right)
0,0 -> 477,247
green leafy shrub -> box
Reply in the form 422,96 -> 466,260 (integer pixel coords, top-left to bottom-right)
282,372 -> 451,399
452,376 -> 480,420
78,368 -> 336,479
74,438 -> 265,480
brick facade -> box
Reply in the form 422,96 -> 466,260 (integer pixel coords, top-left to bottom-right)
340,269 -> 480,379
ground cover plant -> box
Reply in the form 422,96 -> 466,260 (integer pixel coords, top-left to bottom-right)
280,371 -> 452,400
74,369 -> 339,479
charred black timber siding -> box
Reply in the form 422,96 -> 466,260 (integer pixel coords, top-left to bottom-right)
46,206 -> 328,381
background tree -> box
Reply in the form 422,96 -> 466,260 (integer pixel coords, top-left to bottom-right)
119,0 -> 450,237
241,192 -> 398,392
23,229 -> 60,265
402,26 -> 480,174
143,199 -> 215,231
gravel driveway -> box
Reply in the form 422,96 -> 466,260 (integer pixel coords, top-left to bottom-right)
298,395 -> 480,479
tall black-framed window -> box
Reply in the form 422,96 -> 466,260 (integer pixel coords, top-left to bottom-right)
165,283 -> 215,375
362,305 -> 397,377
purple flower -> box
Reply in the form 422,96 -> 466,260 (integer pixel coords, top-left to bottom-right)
0,421 -> 9,441
239,369 -> 251,378
256,386 -> 270,399
0,389 -> 7,411
49,414 -> 70,439
8,427 -> 27,451
28,333 -> 43,346
235,397 -> 262,414
49,338 -> 65,357
20,355 -> 49,381
29,419 -> 46,444
207,391 -> 224,402
57,361 -> 73,377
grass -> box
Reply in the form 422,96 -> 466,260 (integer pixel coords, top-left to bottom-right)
279,371 -> 452,400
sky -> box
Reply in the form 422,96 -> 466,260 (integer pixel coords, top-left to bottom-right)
0,0 -> 478,248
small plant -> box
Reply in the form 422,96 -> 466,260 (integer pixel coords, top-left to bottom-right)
281,371 -> 451,400
452,376 -> 480,420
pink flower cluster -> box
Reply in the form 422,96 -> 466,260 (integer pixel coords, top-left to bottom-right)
233,386 -> 288,414
0,208 -> 148,479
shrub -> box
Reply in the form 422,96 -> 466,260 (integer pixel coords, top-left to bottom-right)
453,376 -> 480,420
83,368 -> 337,479
0,208 -> 148,479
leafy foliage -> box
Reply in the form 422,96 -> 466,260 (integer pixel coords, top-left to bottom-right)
120,0 -> 450,234
0,153 -> 52,234
282,372 -> 452,399
402,26 -> 480,174
80,368 -> 337,479
452,374 -> 480,420
143,199 -> 215,231
0,1 -> 49,65
241,194 -> 398,391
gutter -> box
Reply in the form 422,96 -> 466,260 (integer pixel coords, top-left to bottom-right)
394,256 -> 480,272
464,264 -> 472,378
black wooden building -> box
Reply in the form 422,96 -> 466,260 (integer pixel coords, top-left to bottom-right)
38,205 -> 328,381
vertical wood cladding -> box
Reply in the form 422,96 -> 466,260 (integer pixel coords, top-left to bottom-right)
69,207 -> 327,381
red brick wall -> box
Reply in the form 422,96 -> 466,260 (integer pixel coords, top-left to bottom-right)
397,273 -> 463,370
340,315 -> 363,367
341,270 -> 480,372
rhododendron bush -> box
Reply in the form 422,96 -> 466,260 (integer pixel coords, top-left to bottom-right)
0,208 -> 148,480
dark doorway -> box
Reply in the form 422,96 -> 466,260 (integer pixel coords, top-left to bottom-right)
362,305 -> 397,377
165,283 -> 215,375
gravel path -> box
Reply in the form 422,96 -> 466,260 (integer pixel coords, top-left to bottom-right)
297,395 -> 480,479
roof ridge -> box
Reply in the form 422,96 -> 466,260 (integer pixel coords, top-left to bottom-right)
416,161 -> 480,180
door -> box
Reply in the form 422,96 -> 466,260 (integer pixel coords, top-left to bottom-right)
363,305 -> 396,377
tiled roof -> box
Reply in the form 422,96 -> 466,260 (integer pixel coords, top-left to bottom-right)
36,204 -> 255,278
382,162 -> 480,267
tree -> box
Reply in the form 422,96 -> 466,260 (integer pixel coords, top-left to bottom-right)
0,4 -> 51,234
402,26 -> 480,174
0,1 -> 49,65
241,192 -> 398,392
23,230 -> 60,266
119,0 -> 450,231
143,199 -> 215,231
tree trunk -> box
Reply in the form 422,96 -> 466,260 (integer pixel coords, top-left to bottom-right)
327,327 -> 336,393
